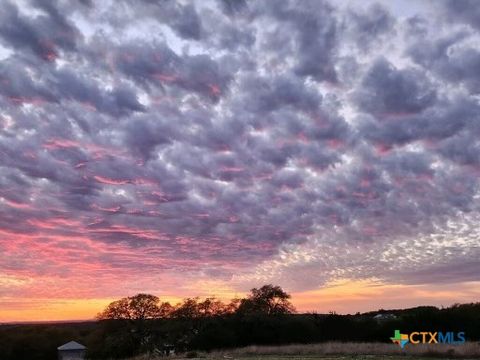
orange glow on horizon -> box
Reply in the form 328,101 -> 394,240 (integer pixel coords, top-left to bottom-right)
2,279 -> 480,322
292,279 -> 480,314
0,296 -> 185,323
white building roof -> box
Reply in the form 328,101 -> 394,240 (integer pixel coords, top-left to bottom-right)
58,341 -> 87,351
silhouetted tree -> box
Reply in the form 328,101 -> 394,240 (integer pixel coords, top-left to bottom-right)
97,294 -> 163,321
226,297 -> 241,313
237,284 -> 295,315
171,297 -> 231,319
158,301 -> 175,318
198,297 -> 230,317
172,297 -> 201,319
96,294 -> 168,355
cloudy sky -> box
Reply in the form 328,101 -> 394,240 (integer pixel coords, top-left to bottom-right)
1,0 -> 480,321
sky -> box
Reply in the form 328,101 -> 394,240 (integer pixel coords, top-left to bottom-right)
0,0 -> 480,322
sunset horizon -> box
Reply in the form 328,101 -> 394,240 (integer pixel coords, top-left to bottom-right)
1,0 -> 479,327
2,279 -> 480,323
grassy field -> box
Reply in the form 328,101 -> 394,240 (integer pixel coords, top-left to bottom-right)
130,355 -> 472,360
194,357 -> 469,360
129,342 -> 480,360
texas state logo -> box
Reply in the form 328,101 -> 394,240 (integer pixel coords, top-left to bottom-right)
391,330 -> 409,348
391,330 -> 465,348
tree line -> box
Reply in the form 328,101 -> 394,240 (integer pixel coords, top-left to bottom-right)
1,285 -> 479,360
96,284 -> 295,321
92,284 -> 295,357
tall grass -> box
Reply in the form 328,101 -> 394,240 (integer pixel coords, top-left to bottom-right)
208,342 -> 480,358
128,342 -> 480,359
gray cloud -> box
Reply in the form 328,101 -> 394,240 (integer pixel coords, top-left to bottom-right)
344,3 -> 395,51
353,57 -> 436,115
0,0 -> 79,61
440,0 -> 480,30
